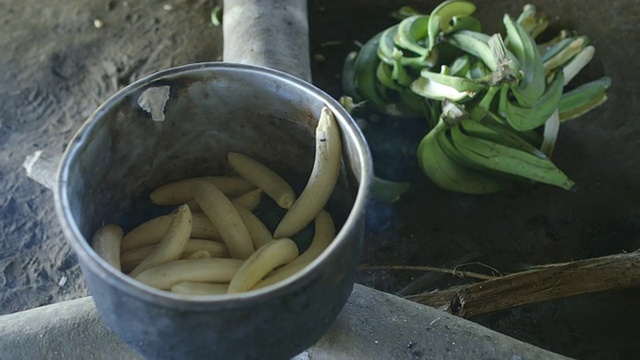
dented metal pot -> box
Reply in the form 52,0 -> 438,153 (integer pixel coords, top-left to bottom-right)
53,63 -> 372,359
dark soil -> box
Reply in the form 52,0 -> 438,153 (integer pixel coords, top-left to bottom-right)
1,0 -> 639,359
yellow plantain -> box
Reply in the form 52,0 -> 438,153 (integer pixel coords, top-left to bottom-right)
269,211 -> 335,280
252,261 -> 311,290
121,239 -> 229,273
190,181 -> 255,259
91,224 -> 124,271
185,188 -> 263,213
233,204 -> 273,249
274,107 -> 342,238
129,205 -> 192,278
184,199 -> 203,213
134,258 -> 242,290
227,152 -> 296,209
149,176 -> 256,205
187,250 -> 212,259
227,238 -> 299,293
121,212 -> 220,252
231,189 -> 263,212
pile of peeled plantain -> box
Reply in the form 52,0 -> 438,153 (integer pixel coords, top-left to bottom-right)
91,107 -> 342,295
341,0 -> 611,194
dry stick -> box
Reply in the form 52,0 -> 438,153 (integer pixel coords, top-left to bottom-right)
358,265 -> 496,281
453,262 -> 504,277
396,252 -> 484,296
405,251 -> 640,319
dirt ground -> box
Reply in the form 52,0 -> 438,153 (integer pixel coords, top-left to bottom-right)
1,0 -> 639,359
0,0 -> 222,313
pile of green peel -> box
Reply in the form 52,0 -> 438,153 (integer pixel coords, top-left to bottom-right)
341,0 -> 611,195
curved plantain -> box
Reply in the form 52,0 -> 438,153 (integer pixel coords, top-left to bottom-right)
427,0 -> 477,49
135,258 -> 243,290
449,124 -> 575,190
121,239 -> 229,273
190,181 -> 255,260
504,14 -> 546,107
270,211 -> 334,280
227,152 -> 296,210
274,107 -> 342,239
394,15 -> 430,56
558,76 -> 611,122
129,205 -> 192,278
121,212 -> 219,252
501,71 -> 564,131
92,224 -> 123,271
227,238 -> 299,293
417,119 -> 509,194
149,176 -> 255,205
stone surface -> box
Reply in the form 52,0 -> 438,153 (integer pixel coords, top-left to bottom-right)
0,285 -> 568,359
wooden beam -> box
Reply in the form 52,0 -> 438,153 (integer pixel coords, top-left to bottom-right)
405,251 -> 640,318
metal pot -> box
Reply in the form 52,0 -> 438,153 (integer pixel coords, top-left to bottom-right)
54,62 -> 372,359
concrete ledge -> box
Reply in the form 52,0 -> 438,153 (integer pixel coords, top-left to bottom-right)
0,295 -> 139,360
0,284 -> 568,359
